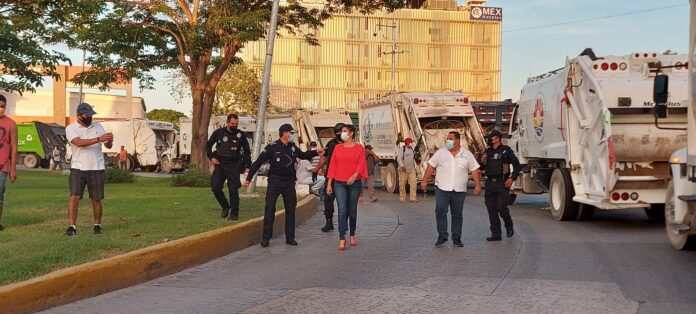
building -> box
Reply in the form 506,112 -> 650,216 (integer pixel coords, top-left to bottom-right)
238,0 -> 502,111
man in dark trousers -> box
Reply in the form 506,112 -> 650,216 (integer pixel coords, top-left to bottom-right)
312,123 -> 345,232
480,129 -> 522,241
244,124 -> 322,247
206,114 -> 251,220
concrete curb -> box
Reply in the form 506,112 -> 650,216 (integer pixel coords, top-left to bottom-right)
0,195 -> 318,314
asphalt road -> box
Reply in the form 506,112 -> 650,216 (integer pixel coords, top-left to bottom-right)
46,189 -> 696,314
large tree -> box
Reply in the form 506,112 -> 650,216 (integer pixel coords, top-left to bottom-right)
146,109 -> 187,126
66,0 -> 405,168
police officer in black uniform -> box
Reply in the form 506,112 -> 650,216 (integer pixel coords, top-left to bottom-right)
206,114 -> 251,220
313,123 -> 344,232
480,129 -> 521,241
244,124 -> 322,247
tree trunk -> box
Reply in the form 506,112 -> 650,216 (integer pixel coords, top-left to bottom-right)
190,86 -> 210,170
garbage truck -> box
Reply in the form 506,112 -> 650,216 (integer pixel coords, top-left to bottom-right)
264,109 -> 352,150
653,2 -> 696,250
359,92 -> 488,193
508,49 -> 689,222
17,121 -> 66,168
99,119 -> 178,171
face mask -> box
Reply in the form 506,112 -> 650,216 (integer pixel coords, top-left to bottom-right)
310,147 -> 317,151
446,140 -> 455,150
80,116 -> 93,126
340,132 -> 350,141
289,133 -> 296,143
229,125 -> 238,131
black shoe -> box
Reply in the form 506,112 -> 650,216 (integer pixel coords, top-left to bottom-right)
507,229 -> 515,238
0,224 -> 4,231
486,235 -> 502,241
260,240 -> 269,247
434,237 -> 448,247
286,239 -> 298,246
453,238 -> 463,247
321,219 -> 334,232
228,212 -> 239,221
65,226 -> 77,236
221,208 -> 229,219
93,225 -> 102,234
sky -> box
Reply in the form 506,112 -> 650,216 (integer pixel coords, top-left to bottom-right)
45,0 -> 690,113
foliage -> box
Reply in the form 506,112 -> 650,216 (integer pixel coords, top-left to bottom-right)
146,109 -> 187,126
171,167 -> 211,188
105,167 -> 136,184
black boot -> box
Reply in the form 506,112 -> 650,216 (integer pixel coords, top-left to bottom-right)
321,218 -> 334,232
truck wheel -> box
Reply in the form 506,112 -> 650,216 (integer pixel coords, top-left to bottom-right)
161,156 -> 173,174
126,155 -> 136,172
645,205 -> 666,222
383,162 -> 399,194
576,204 -> 595,221
23,154 -> 40,168
664,181 -> 696,250
549,168 -> 578,221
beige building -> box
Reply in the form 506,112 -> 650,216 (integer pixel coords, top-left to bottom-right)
239,0 -> 501,111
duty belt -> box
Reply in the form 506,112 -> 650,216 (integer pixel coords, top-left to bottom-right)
488,176 -> 504,182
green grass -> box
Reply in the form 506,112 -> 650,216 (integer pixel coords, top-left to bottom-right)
0,170 -> 275,285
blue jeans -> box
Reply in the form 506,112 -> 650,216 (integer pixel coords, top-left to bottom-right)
334,180 -> 362,240
435,187 -> 466,239
0,171 -> 8,204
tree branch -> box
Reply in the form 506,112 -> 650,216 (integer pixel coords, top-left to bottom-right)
176,0 -> 194,23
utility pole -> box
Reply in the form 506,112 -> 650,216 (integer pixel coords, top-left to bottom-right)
375,16 -> 405,93
247,0 -> 281,194
77,48 -> 86,104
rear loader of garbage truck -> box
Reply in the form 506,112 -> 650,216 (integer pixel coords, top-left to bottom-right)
509,50 -> 688,222
100,119 -> 178,172
17,122 -> 66,169
359,92 -> 487,193
264,109 -> 353,150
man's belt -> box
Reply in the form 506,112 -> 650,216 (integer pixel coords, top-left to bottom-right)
487,176 -> 505,182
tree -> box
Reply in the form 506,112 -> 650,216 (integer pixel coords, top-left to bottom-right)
65,0 -> 404,169
146,109 -> 187,126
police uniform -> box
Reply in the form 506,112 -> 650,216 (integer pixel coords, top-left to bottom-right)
206,126 -> 251,219
246,128 -> 318,245
322,138 -> 339,221
481,138 -> 521,239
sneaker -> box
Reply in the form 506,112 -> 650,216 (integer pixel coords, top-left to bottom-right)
221,208 -> 229,219
286,239 -> 298,246
410,199 -> 418,203
260,240 -> 270,247
228,212 -> 239,221
507,229 -> 515,238
453,238 -> 463,247
434,236 -> 448,247
65,226 -> 77,236
486,236 -> 502,242
94,225 -> 102,234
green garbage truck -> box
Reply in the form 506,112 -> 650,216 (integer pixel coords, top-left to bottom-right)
17,121 -> 66,168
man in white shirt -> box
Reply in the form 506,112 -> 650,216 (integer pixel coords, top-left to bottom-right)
64,103 -> 113,236
421,131 -> 481,248
296,159 -> 325,195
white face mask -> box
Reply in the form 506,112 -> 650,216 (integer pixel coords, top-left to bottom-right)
288,133 -> 296,143
341,132 -> 350,141
446,139 -> 455,150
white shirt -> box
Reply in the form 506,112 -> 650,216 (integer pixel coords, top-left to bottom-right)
66,121 -> 106,171
296,159 -> 314,182
427,147 -> 480,192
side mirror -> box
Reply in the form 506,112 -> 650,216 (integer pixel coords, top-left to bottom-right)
653,75 -> 669,119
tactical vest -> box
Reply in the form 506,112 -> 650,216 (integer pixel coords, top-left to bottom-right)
485,148 -> 510,178
216,131 -> 243,160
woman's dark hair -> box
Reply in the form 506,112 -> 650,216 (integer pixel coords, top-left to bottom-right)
342,124 -> 357,139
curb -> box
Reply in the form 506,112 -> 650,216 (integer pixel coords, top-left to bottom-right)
0,195 -> 318,314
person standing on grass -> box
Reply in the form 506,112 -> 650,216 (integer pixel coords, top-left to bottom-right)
118,146 -> 128,170
397,137 -> 418,203
244,124 -> 322,247
64,103 -> 113,236
0,95 -> 18,231
360,144 -> 379,203
326,125 -> 368,251
421,131 -> 481,248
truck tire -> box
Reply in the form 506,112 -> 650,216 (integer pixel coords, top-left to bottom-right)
664,181 -> 696,250
161,156 -> 173,174
23,153 -> 40,169
383,162 -> 399,194
576,204 -> 595,221
645,204 -> 666,222
549,168 -> 578,221
126,155 -> 136,172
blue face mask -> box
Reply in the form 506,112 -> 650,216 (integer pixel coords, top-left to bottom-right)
446,139 -> 455,150
289,133 -> 296,143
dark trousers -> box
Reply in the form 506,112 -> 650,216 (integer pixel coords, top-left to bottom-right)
435,188 -> 466,239
333,180 -> 362,240
211,162 -> 241,215
323,179 -> 335,220
263,180 -> 297,241
484,180 -> 514,236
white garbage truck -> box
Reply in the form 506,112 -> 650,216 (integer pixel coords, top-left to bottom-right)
263,109 -> 352,150
100,119 -> 178,172
653,2 -> 696,250
509,49 -> 689,222
359,92 -> 488,193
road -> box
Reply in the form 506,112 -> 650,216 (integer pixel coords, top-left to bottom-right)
46,189 -> 696,313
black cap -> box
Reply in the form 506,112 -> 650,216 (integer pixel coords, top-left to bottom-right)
487,130 -> 504,139
77,102 -> 97,117
334,123 -> 346,133
279,124 -> 294,133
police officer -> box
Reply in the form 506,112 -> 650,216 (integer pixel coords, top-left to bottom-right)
244,124 -> 322,247
480,129 -> 521,241
206,114 -> 251,220
313,123 -> 344,232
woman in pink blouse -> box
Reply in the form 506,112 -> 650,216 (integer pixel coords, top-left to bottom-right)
327,125 -> 368,251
